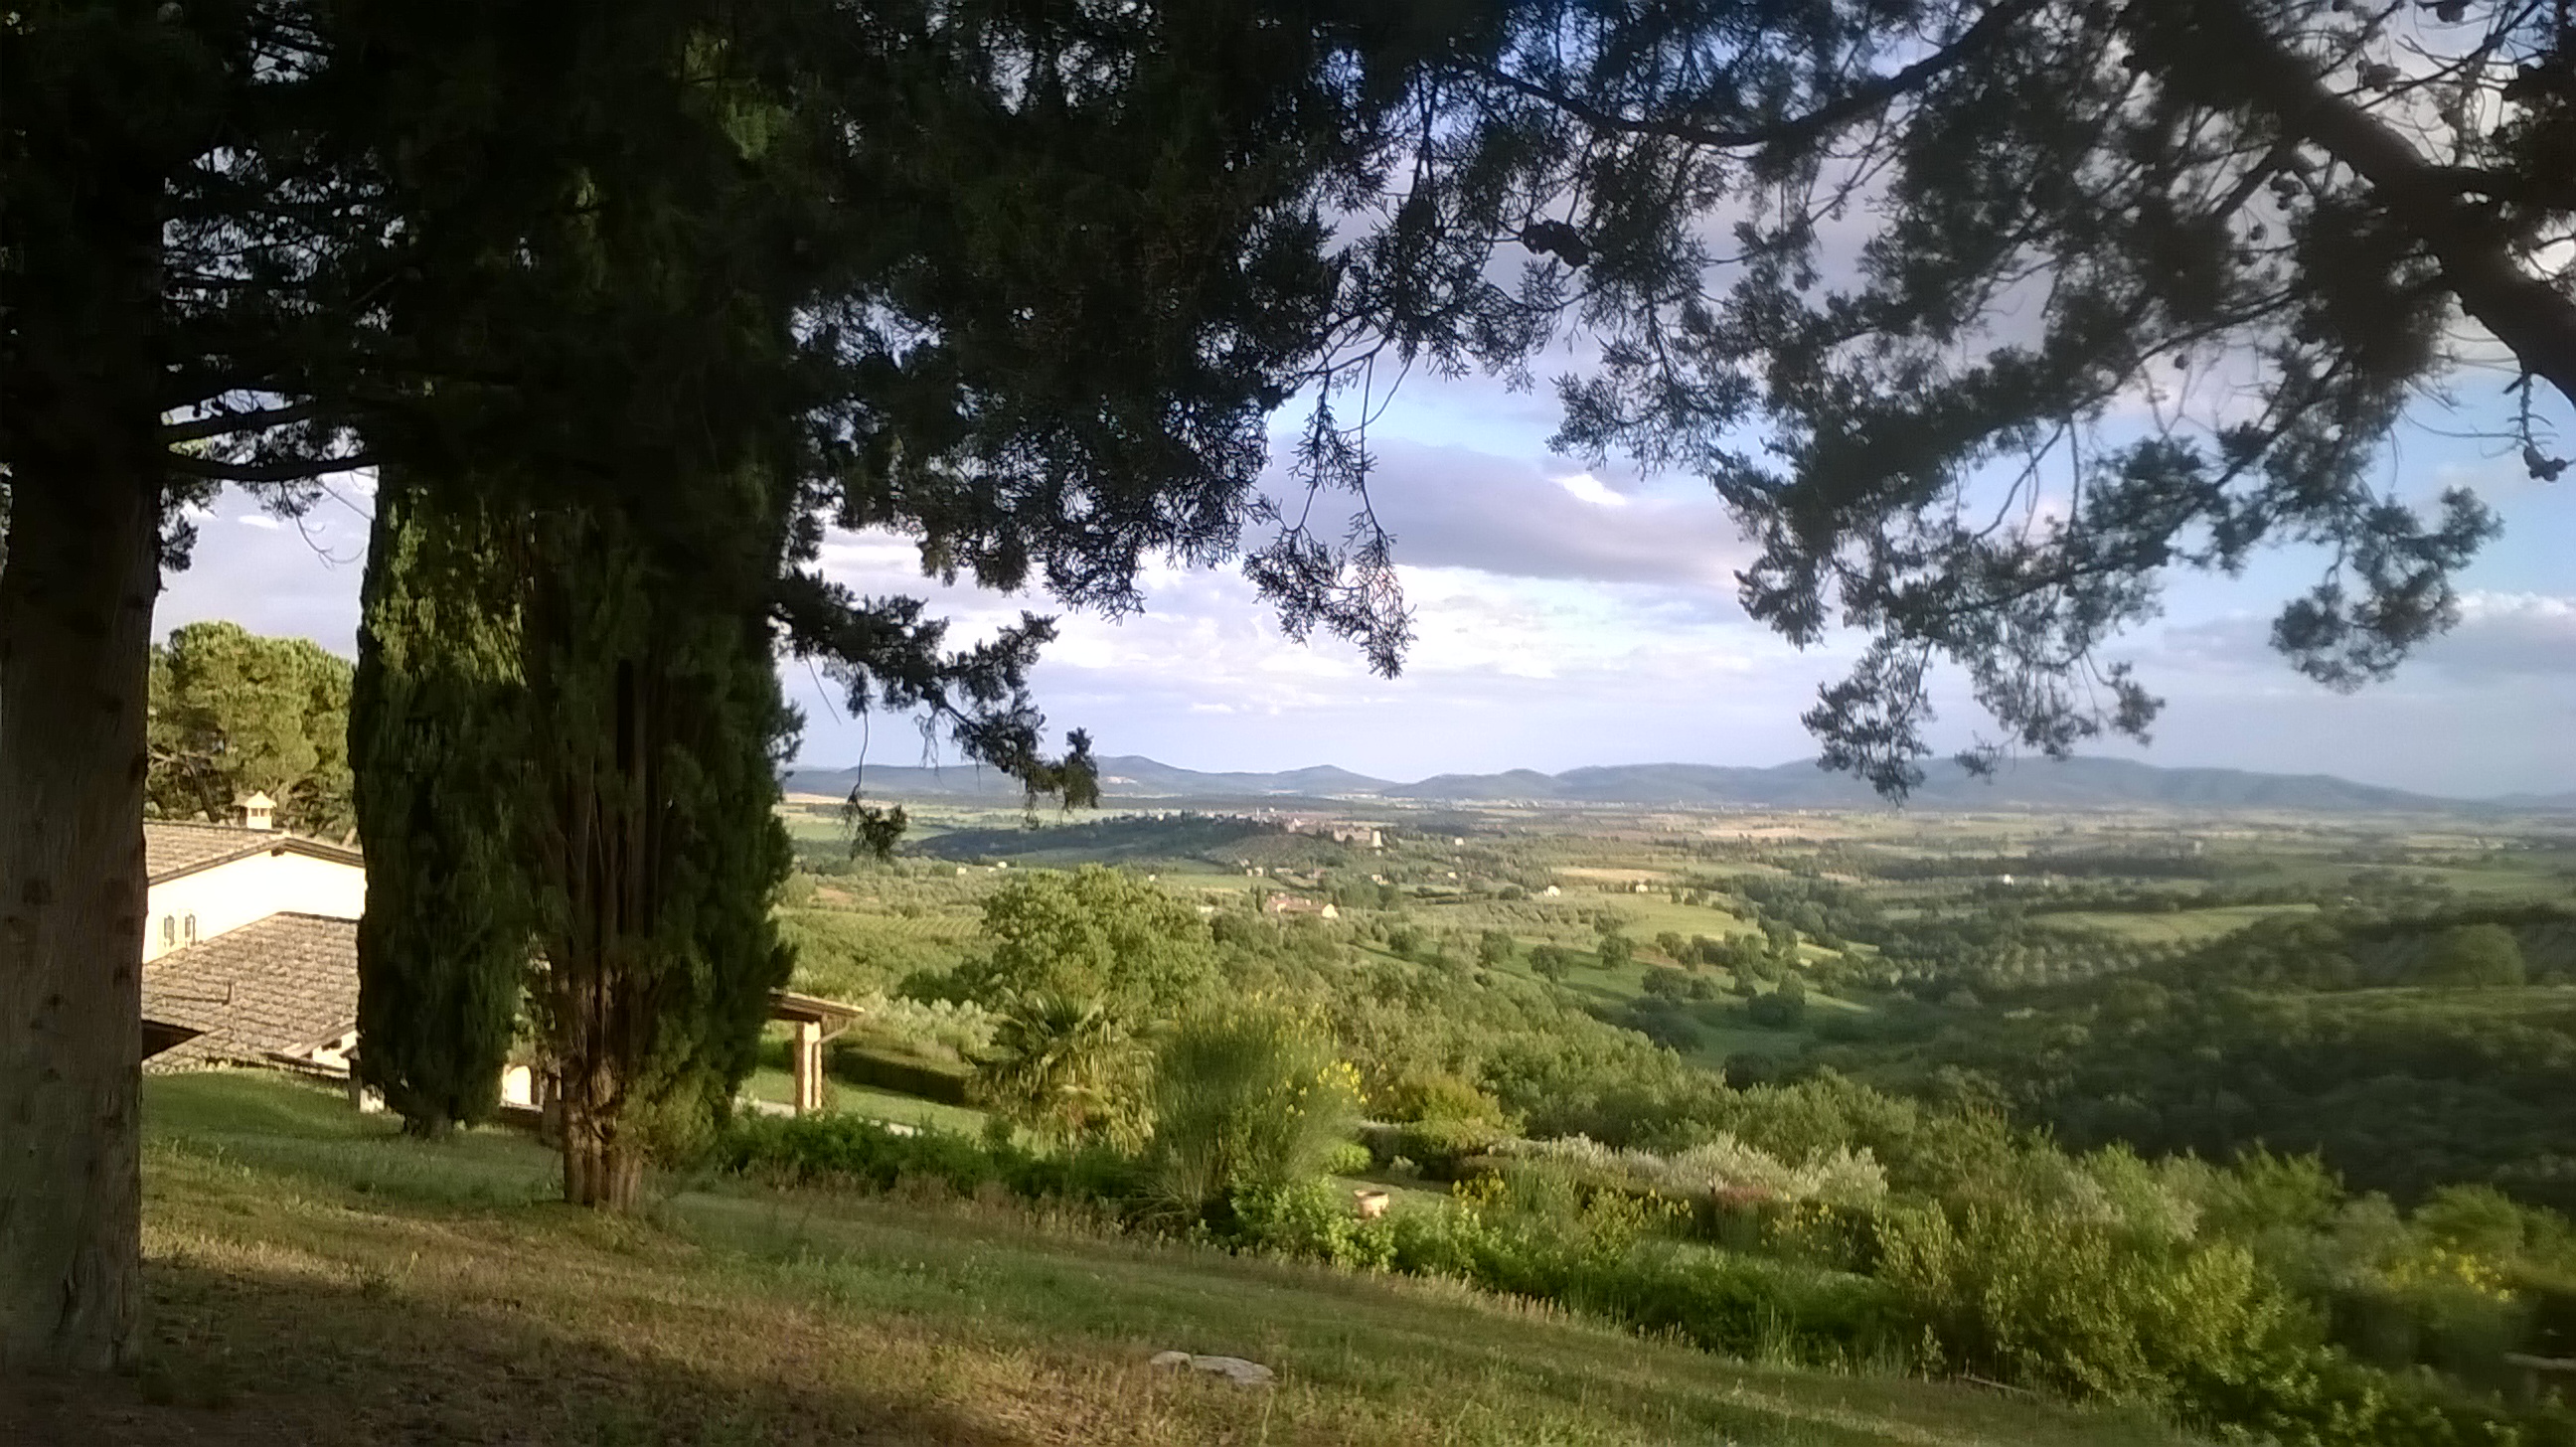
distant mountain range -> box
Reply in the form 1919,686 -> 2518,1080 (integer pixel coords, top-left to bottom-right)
783,754 -> 2566,814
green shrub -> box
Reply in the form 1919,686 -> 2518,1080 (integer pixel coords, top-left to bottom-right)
1872,1195 -> 2296,1404
1393,1116 -> 1505,1180
1380,1179 -> 1906,1367
2183,1343 -> 2565,1447
2421,923 -> 2526,988
2332,1276 -> 2528,1382
1528,944 -> 1575,979
719,1114 -> 1137,1205
1322,1140 -> 1374,1177
953,865 -> 1218,1013
971,991 -> 1150,1148
1146,1006 -> 1361,1217
1375,1068 -> 1502,1124
1746,981 -> 1808,1030
1232,1179 -> 1397,1269
831,1046 -> 974,1104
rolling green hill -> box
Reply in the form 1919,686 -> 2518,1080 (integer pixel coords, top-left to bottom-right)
32,1072 -> 2200,1447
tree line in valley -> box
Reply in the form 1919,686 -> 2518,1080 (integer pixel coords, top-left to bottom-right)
1768,903 -> 2576,1210
739,863 -> 2576,1443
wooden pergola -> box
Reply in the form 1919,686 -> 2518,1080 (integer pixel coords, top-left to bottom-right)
769,988 -> 865,1116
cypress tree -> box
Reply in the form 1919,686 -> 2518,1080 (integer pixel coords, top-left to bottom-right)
512,500 -> 794,1209
350,477 -> 534,1137
354,475 -> 794,1198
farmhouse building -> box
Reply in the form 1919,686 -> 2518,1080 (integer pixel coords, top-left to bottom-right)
136,809 -> 861,1121
140,812 -> 367,1071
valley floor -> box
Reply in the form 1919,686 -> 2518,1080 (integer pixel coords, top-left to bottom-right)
4,1073 -> 2200,1447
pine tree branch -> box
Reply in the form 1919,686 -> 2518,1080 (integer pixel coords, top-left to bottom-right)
161,402 -> 325,445
2192,0 -> 2576,409
1461,0 -> 2048,155
168,451 -> 374,484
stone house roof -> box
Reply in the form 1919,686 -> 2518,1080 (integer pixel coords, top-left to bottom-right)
141,912 -> 359,1070
144,820 -> 363,884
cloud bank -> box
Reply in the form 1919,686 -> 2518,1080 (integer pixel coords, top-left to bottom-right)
149,388 -> 2576,799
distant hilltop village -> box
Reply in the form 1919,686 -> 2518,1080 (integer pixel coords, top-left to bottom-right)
1280,814 -> 1384,849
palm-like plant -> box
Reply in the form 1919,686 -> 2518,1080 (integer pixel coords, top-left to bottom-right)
973,992 -> 1150,1149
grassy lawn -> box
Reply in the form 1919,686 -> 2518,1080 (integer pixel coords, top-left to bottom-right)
1549,889 -> 1759,943
738,1063 -> 996,1137
14,1071 -> 2204,1446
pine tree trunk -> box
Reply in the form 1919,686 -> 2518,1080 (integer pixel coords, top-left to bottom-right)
0,455 -> 163,1375
0,118 -> 166,1371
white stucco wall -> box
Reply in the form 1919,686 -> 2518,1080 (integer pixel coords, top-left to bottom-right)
145,849 -> 367,961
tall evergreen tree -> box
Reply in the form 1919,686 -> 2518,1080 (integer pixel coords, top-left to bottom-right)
349,478 -> 532,1137
328,0 -> 830,1205
511,501 -> 795,1208
331,0 -> 1494,1208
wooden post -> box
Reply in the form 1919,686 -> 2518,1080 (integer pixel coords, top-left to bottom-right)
792,1021 -> 824,1115
2502,1354 -> 2576,1410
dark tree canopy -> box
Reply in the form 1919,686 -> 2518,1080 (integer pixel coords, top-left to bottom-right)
327,0 -> 1515,793
328,1 -> 1537,1203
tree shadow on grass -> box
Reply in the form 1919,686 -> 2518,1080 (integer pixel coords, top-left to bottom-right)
2,1258 -> 1027,1447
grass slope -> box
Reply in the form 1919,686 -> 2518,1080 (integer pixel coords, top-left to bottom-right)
10,1073 -> 2197,1447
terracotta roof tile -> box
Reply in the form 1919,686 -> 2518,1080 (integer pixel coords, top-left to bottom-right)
141,913 -> 358,1070
143,821 -> 363,884
143,822 -> 268,881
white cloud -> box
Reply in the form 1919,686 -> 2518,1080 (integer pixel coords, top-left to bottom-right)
2427,591 -> 2576,682
1552,471 -> 1629,509
2149,590 -> 2576,688
1329,437 -> 1750,588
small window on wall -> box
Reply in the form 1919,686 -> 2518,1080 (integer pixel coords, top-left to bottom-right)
161,915 -> 176,949
183,914 -> 199,944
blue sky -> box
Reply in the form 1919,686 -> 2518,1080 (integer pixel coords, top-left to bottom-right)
159,369 -> 2574,800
